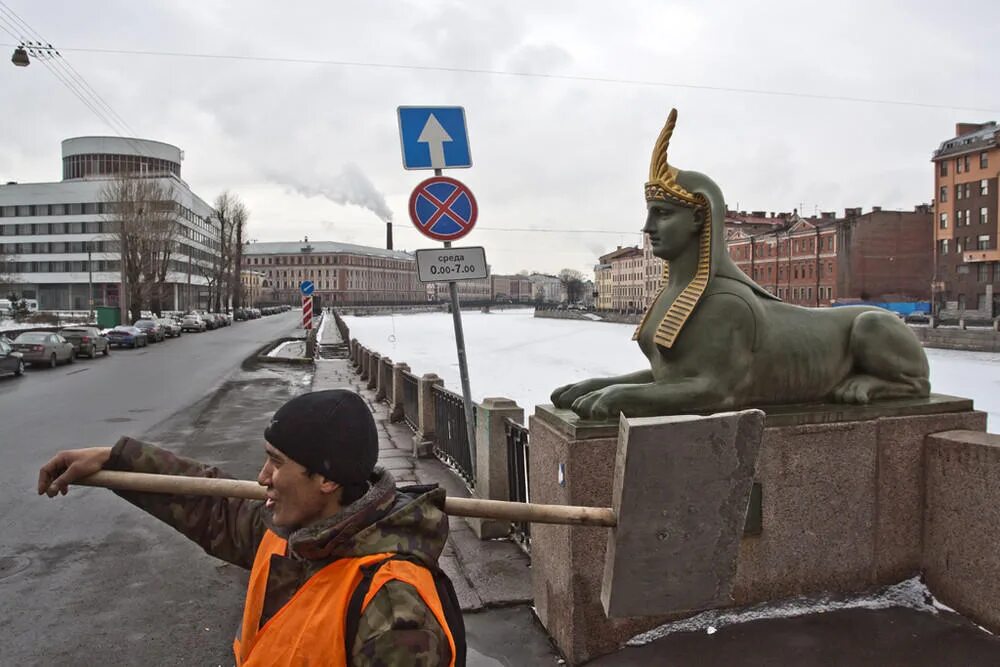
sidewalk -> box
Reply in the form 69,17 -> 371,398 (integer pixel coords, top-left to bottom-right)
312,354 -> 557,664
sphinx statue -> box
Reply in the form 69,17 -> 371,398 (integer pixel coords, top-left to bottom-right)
551,109 -> 930,420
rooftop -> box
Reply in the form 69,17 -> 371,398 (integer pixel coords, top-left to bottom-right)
243,240 -> 415,261
933,122 -> 998,160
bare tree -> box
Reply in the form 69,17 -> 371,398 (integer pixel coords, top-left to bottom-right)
558,268 -> 585,303
101,175 -> 177,322
208,191 -> 250,313
0,251 -> 17,297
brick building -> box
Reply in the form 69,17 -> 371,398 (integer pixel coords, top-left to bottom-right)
243,240 -> 425,305
932,121 -> 1000,317
728,207 -> 932,306
491,274 -> 533,303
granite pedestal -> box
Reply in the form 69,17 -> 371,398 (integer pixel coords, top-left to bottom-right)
528,395 -> 986,665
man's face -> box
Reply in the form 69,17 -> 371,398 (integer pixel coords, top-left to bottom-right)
257,443 -> 337,529
643,200 -> 701,260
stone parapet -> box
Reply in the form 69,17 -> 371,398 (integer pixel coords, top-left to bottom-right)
412,373 -> 443,457
924,430 -> 1000,635
467,397 -> 524,540
528,396 -> 986,665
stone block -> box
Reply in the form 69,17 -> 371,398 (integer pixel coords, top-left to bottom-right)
367,352 -> 381,390
528,397 -> 986,665
467,397 -> 523,540
375,356 -> 391,401
873,411 -> 986,583
924,430 -> 1000,634
602,410 -> 763,618
390,363 -> 410,422
412,373 -> 442,458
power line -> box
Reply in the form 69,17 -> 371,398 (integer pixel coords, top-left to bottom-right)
0,41 -> 995,114
1,2 -> 142,149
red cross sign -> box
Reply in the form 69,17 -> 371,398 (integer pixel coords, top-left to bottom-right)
408,176 -> 478,241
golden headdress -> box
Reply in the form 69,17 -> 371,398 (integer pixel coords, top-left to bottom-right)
634,109 -> 711,349
644,109 -> 706,210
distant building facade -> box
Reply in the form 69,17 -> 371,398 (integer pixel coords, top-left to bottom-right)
528,273 -> 563,303
932,121 -> 1000,317
727,207 -> 933,306
491,274 -> 533,303
242,240 -> 424,305
0,136 -> 218,311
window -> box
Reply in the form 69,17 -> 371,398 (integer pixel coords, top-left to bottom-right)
965,155 -> 972,172
939,239 -> 949,255
981,152 -> 989,169
981,208 -> 989,225
978,235 -> 990,250
956,184 -> 963,200
957,240 -> 963,254
966,209 -> 972,226
940,161 -> 948,176
957,157 -> 963,173
981,179 -> 989,196
965,183 -> 972,199
940,213 -> 948,229
940,186 -> 948,202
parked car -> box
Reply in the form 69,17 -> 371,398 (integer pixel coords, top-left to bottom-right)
0,338 -> 25,377
58,326 -> 110,358
134,319 -> 165,342
201,312 -> 219,330
157,317 -> 182,338
12,331 -> 76,367
181,313 -> 206,332
106,326 -> 149,348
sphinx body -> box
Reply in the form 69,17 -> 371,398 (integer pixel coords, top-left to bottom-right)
551,111 -> 930,420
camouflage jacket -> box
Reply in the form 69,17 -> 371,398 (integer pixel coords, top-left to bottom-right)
106,437 -> 453,666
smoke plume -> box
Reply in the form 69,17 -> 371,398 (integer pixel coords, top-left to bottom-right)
274,163 -> 393,221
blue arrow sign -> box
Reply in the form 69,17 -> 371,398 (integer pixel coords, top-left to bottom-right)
397,106 -> 472,170
300,280 -> 314,296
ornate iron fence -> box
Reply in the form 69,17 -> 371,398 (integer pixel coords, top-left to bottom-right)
504,416 -> 531,550
431,384 -> 476,486
401,371 -> 419,430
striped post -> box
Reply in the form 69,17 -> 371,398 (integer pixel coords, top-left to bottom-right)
302,296 -> 313,330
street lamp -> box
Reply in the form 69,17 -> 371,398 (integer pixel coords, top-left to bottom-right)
11,46 -> 29,67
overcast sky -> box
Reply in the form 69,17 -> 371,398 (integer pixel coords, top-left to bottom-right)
2,1 -> 999,276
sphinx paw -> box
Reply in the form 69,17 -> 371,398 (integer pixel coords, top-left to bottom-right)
831,375 -> 875,404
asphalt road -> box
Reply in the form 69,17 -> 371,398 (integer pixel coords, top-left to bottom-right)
0,311 -> 302,665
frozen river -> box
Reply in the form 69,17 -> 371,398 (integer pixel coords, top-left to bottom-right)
343,309 -> 999,431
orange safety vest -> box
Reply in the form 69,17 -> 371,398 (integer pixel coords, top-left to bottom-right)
233,530 -> 457,667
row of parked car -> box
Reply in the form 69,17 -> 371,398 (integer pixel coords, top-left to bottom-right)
0,305 -> 293,376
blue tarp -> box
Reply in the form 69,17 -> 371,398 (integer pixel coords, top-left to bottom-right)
830,301 -> 930,315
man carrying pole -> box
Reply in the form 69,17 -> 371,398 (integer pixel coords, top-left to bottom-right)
37,389 -> 465,666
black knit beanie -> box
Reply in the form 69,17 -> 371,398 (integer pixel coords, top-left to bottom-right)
264,390 -> 378,484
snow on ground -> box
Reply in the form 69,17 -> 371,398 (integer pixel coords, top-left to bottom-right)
625,577 -> 989,644
343,309 -> 1000,430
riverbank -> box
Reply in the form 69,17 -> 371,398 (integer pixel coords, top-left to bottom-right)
535,308 -> 1000,353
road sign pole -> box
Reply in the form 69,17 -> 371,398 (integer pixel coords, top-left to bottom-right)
443,236 -> 477,474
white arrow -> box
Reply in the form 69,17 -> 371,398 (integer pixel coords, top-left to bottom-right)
418,114 -> 452,169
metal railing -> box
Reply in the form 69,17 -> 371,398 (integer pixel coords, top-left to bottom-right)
504,417 -> 531,551
401,371 -> 419,430
432,384 -> 476,487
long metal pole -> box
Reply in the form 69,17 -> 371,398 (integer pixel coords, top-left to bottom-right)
87,242 -> 94,322
437,168 -> 477,475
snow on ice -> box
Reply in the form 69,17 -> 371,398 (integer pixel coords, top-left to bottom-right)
343,309 -> 1000,430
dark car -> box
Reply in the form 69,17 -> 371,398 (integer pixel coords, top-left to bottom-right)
134,319 -> 165,342
0,338 -> 25,377
106,326 -> 149,348
58,326 -> 110,358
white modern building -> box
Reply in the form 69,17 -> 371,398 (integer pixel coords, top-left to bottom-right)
0,136 -> 218,311
528,272 -> 564,303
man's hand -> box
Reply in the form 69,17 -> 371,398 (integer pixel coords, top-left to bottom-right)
37,447 -> 113,497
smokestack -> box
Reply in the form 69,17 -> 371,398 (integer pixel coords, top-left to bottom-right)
386,220 -> 393,250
